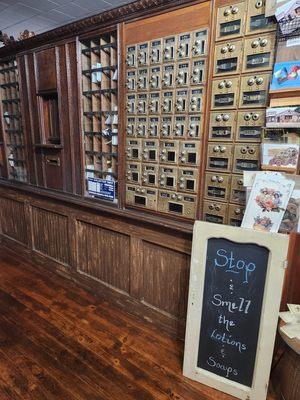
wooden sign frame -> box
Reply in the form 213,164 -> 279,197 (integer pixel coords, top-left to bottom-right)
183,221 -> 290,400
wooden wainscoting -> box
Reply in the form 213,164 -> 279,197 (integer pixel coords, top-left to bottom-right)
0,187 -> 192,338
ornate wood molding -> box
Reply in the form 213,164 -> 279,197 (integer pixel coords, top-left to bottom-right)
0,0 -> 200,58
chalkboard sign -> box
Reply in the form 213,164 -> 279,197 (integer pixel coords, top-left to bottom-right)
197,238 -> 269,387
183,222 -> 289,400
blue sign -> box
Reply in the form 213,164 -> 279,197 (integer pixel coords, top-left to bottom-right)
271,60 -> 300,91
87,177 -> 115,201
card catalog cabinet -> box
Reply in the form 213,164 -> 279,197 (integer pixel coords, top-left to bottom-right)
81,30 -> 118,202
0,58 -> 27,182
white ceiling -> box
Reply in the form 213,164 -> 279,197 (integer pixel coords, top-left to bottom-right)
0,0 -> 132,39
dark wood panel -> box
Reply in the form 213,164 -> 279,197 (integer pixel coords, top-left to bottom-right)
35,47 -> 57,93
77,221 -> 130,293
141,241 -> 190,319
32,206 -> 69,265
0,197 -> 28,245
125,2 -> 210,44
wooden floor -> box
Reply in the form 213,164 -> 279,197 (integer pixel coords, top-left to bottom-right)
0,245 -> 276,400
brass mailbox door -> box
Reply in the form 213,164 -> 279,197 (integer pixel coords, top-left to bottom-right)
242,33 -> 276,73
191,58 -> 206,85
148,92 -> 160,114
177,32 -> 192,60
137,68 -> 149,91
216,2 -> 247,41
158,190 -> 197,219
173,115 -> 188,139
142,164 -> 158,187
160,116 -> 173,138
149,66 -> 162,91
160,140 -> 179,164
192,29 -> 208,57
209,111 -> 237,141
239,73 -> 270,108
206,143 -> 234,172
211,77 -> 240,109
126,185 -> 157,210
136,117 -> 148,138
178,168 -> 199,193
175,89 -> 189,113
137,93 -> 148,114
137,42 -> 149,66
148,116 -> 160,138
230,174 -> 246,204
162,64 -> 175,89
161,90 -> 174,114
159,166 -> 178,190
126,117 -> 136,137
142,139 -> 159,163
126,69 -> 136,91
214,39 -> 243,76
126,162 -> 141,185
228,204 -> 245,226
149,39 -> 162,64
163,36 -> 177,63
188,115 -> 203,139
175,61 -> 190,87
126,139 -> 142,161
236,109 -> 265,142
125,45 -> 137,68
233,144 -> 260,173
189,87 -> 204,113
203,200 -> 228,224
245,0 -> 277,35
204,172 -> 231,202
179,141 -> 200,167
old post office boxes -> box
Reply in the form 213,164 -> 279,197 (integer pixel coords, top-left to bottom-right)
149,66 -> 161,90
142,164 -> 159,186
214,39 -> 243,76
136,117 -> 148,138
242,33 -> 275,73
236,110 -> 265,141
191,59 -> 206,85
188,115 -> 202,139
178,168 -> 199,193
179,141 -> 200,166
189,87 -> 203,113
173,115 -> 187,138
192,29 -> 208,57
142,139 -> 159,162
126,117 -> 136,137
206,143 -> 233,172
126,185 -> 157,210
158,190 -> 197,218
137,68 -> 149,91
126,45 -> 137,68
160,116 -> 173,138
159,166 -> 178,190
126,162 -> 141,184
246,0 -> 277,35
176,61 -> 190,87
148,92 -> 160,114
126,94 -> 136,114
162,64 -> 175,88
137,43 -> 149,66
216,2 -> 247,41
126,70 -> 136,91
230,174 -> 246,204
177,32 -> 192,60
204,172 -> 231,201
163,36 -> 176,62
203,200 -> 228,224
211,77 -> 240,109
126,139 -> 142,161
209,111 -> 236,141
148,116 -> 160,137
161,91 -> 174,114
175,89 -> 189,113
160,140 -> 179,164
233,144 -> 260,173
137,93 -> 148,114
228,204 -> 245,226
150,39 -> 162,64
239,73 -> 270,108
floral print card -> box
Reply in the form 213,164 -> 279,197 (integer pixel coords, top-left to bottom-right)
241,172 -> 295,233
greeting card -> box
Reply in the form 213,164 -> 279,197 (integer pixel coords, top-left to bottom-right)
241,172 -> 295,232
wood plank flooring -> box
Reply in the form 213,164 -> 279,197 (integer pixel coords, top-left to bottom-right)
0,245 -> 276,400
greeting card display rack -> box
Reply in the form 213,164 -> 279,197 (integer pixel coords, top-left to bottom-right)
0,58 -> 27,182
81,30 -> 118,201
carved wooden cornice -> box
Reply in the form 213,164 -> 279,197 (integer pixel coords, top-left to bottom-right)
0,0 -> 200,58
